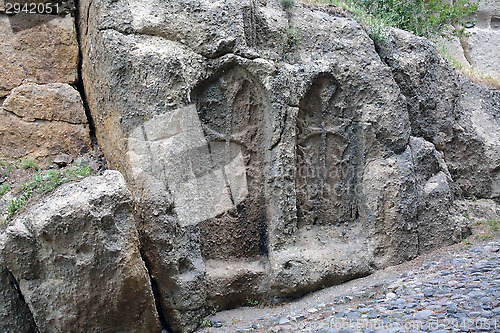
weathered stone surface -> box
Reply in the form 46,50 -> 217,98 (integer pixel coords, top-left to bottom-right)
0,171 -> 161,333
378,28 -> 500,200
0,13 -> 78,97
0,108 -> 90,159
0,265 -> 37,333
461,0 -> 500,80
0,83 -> 91,159
3,83 -> 88,124
77,0 -> 500,331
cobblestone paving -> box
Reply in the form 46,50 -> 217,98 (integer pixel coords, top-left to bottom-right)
198,240 -> 499,333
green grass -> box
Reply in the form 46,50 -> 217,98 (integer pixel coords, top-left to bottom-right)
308,0 -> 478,42
245,298 -> 260,307
2,163 -> 96,223
6,189 -> 32,220
21,159 -> 39,171
0,160 -> 16,179
0,183 -> 11,197
282,0 -> 296,10
281,26 -> 302,59
488,218 -> 499,232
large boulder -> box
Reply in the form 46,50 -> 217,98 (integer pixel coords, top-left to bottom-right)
0,171 -> 161,332
77,0 -> 499,331
378,28 -> 500,200
0,8 -> 90,161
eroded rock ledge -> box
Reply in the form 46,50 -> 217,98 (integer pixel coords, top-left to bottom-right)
0,171 -> 161,332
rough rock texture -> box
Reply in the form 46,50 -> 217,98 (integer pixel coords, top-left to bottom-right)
462,0 -> 500,80
0,11 -> 90,160
0,83 -> 90,159
77,0 -> 500,331
0,266 -> 37,333
0,171 -> 161,333
0,14 -> 79,97
3,83 -> 88,124
378,28 -> 500,200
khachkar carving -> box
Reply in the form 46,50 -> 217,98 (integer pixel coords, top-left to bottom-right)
128,65 -> 270,261
296,74 -> 353,228
193,66 -> 270,260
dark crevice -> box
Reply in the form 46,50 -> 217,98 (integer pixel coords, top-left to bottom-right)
74,0 -> 97,143
139,249 -> 172,333
7,270 -> 40,333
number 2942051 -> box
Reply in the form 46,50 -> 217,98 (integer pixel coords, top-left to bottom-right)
5,2 -> 60,15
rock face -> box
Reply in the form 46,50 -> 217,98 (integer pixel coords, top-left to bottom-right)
0,266 -> 37,333
0,14 -> 79,97
0,83 -> 90,158
463,0 -> 500,80
0,171 -> 161,332
77,0 -> 500,331
378,28 -> 500,199
0,10 -> 90,160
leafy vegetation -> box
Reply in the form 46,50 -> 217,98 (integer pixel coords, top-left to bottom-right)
310,0 -> 478,42
0,160 -> 16,179
281,26 -> 302,59
488,218 -> 499,232
245,298 -> 260,307
1,162 -> 97,224
281,0 -> 296,10
21,158 -> 39,171
0,183 -> 11,197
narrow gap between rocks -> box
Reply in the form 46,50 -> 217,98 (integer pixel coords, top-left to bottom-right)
73,5 -> 172,332
73,2 -> 97,144
7,270 -> 40,333
140,250 -> 173,333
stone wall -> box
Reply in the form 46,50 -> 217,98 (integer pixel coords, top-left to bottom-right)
0,3 -> 90,160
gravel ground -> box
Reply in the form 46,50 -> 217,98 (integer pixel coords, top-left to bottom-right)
197,237 -> 499,333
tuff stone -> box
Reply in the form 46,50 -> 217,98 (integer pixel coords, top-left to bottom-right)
0,171 -> 161,333
0,14 -> 79,97
75,0 -> 500,331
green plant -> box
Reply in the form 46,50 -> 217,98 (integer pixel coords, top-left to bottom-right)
6,189 -> 32,220
353,0 -> 478,37
245,298 -> 260,307
200,319 -> 212,328
21,159 -> 39,171
480,234 -> 492,241
0,183 -> 11,197
210,306 -> 219,316
488,218 -> 499,232
282,0 -> 296,10
281,26 -> 302,58
312,0 -> 478,41
2,164 -> 97,223
0,160 -> 16,179
65,164 -> 92,179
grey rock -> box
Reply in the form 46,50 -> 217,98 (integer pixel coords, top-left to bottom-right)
0,265 -> 37,333
378,28 -> 500,201
0,171 -> 161,332
414,310 -> 434,320
53,153 -> 73,167
278,317 -> 290,325
75,0 -> 500,331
